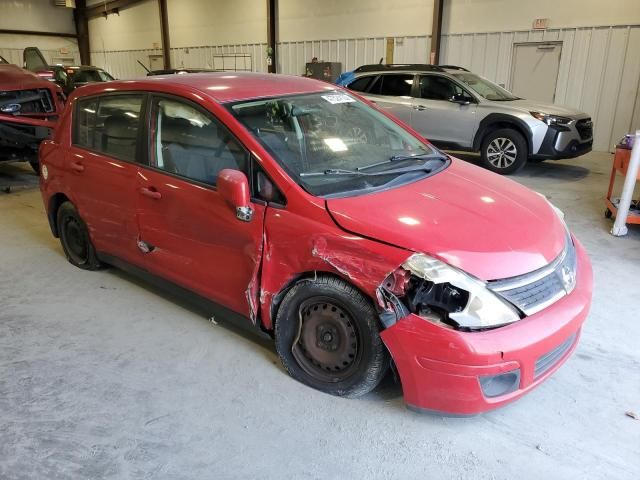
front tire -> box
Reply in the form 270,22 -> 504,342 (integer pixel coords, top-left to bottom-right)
480,128 -> 528,174
57,201 -> 103,270
274,275 -> 389,398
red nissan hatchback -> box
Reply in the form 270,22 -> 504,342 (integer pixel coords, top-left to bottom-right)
39,73 -> 593,415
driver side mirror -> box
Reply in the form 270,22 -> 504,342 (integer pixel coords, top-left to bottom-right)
450,94 -> 474,105
217,169 -> 253,222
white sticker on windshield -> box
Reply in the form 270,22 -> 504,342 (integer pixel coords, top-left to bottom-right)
321,93 -> 355,104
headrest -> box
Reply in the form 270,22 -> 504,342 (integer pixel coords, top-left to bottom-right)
161,117 -> 218,148
103,114 -> 138,139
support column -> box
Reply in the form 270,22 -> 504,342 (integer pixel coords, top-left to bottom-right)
266,0 -> 277,73
74,0 -> 91,65
430,0 -> 444,65
158,0 -> 171,69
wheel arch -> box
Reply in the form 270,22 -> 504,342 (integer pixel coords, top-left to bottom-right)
268,270 -> 379,332
473,113 -> 533,154
47,192 -> 71,237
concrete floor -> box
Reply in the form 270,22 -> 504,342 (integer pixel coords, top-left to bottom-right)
1,153 -> 639,479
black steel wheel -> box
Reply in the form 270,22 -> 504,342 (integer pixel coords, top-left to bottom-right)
275,275 -> 388,397
57,201 -> 103,270
292,296 -> 361,382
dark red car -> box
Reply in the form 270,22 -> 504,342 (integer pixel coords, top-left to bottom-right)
0,61 -> 64,172
39,73 -> 593,415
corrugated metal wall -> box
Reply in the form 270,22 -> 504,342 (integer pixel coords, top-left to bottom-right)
0,48 -> 81,67
441,25 -> 640,151
91,43 -> 268,80
90,24 -> 640,151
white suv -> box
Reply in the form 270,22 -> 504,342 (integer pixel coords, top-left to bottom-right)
337,64 -> 593,174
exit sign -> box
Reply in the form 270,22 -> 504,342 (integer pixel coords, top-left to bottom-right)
533,18 -> 549,30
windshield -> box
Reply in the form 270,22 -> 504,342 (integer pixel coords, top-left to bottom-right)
74,69 -> 114,83
229,91 -> 448,197
452,72 -> 519,101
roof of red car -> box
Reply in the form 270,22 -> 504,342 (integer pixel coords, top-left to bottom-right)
78,72 -> 335,103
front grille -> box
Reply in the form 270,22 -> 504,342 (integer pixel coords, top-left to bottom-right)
488,232 -> 577,315
0,88 -> 55,114
576,118 -> 593,140
534,333 -> 576,378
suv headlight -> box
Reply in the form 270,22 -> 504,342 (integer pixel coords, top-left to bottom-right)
530,111 -> 572,126
402,254 -> 521,330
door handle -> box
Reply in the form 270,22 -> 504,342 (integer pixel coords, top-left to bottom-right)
140,187 -> 162,199
412,105 -> 427,111
70,161 -> 84,173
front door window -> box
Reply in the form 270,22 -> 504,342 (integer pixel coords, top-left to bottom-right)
152,98 -> 248,185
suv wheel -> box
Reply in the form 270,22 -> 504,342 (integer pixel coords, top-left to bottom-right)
480,128 -> 527,174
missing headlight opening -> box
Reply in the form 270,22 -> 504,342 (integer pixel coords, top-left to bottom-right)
377,254 -> 522,331
378,267 -> 468,330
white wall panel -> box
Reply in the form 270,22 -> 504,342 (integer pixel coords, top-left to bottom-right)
0,0 -> 75,34
0,33 -> 80,67
89,22 -> 639,153
440,25 -> 640,151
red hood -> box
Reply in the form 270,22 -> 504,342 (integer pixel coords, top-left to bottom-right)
0,64 -> 57,91
326,158 -> 566,280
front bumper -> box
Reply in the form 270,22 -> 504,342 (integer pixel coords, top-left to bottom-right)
531,122 -> 593,160
380,238 -> 593,415
0,114 -> 56,158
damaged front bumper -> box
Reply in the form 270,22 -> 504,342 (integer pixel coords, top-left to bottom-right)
380,238 -> 593,416
0,113 -> 56,160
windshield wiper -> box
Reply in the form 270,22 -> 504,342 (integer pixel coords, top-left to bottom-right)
357,153 -> 444,171
300,165 -> 434,178
300,168 -> 365,177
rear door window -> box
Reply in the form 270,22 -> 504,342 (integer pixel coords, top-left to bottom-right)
73,94 -> 145,163
370,74 -> 414,96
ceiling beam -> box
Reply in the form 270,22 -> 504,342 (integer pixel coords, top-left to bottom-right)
158,0 -> 171,69
0,29 -> 76,39
430,0 -> 444,64
84,0 -> 147,19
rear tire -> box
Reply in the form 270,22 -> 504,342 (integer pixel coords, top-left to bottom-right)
56,201 -> 103,270
274,275 -> 389,398
480,128 -> 528,174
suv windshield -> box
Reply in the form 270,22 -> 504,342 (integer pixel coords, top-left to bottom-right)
229,91 -> 448,197
452,72 -> 519,101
